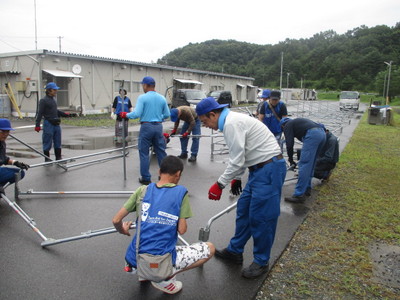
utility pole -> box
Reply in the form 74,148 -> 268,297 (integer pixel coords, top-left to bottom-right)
58,36 -> 64,52
279,52 -> 283,90
34,0 -> 38,50
384,61 -> 393,104
287,73 -> 290,88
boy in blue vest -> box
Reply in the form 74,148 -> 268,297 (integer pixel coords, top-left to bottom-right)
112,155 -> 215,294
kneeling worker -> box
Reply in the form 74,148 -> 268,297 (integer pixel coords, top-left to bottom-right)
112,155 -> 214,294
0,119 -> 30,192
167,106 -> 201,162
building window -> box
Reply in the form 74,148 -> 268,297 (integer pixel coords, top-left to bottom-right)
114,80 -> 130,93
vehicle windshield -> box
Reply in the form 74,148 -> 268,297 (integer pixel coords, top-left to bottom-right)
186,90 -> 207,100
210,91 -> 221,97
340,92 -> 359,99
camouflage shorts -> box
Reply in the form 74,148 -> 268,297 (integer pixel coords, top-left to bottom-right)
173,242 -> 210,272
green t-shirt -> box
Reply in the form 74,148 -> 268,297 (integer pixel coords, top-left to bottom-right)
123,184 -> 192,219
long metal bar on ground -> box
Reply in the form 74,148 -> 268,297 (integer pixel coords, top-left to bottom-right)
18,190 -> 134,196
1,193 -> 48,241
10,133 -> 68,170
65,152 -> 128,169
41,224 -> 189,247
29,145 -> 136,168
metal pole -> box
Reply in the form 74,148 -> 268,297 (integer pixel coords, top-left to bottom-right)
384,61 -> 393,105
9,134 -> 68,171
41,223 -> 189,248
279,52 -> 283,90
19,190 -> 134,196
29,145 -> 135,168
1,193 -> 48,241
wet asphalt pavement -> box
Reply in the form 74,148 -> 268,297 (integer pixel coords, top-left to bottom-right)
0,100 -> 363,299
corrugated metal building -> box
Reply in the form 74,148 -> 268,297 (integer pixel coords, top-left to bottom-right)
0,50 -> 256,117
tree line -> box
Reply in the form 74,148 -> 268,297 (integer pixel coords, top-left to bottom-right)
157,23 -> 400,98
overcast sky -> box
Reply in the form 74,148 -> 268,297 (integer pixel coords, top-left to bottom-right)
0,0 -> 399,64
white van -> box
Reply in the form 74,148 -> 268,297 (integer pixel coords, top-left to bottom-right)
339,91 -> 360,110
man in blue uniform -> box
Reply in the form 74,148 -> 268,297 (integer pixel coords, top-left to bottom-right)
196,97 -> 286,279
120,76 -> 170,185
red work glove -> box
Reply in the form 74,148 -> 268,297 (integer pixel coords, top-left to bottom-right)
208,182 -> 223,200
182,132 -> 189,138
34,126 -> 41,132
163,133 -> 170,139
171,129 -> 177,136
119,112 -> 128,119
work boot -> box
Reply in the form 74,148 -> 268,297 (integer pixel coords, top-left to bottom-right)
138,178 -> 151,185
305,188 -> 312,197
284,195 -> 306,203
44,150 -> 51,162
177,153 -> 188,159
242,262 -> 269,279
55,148 -> 62,161
188,155 -> 197,162
215,248 -> 243,264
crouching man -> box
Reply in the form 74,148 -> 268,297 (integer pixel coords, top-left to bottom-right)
112,155 -> 214,294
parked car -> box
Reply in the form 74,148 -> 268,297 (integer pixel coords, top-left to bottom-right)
208,90 -> 233,107
172,89 -> 207,108
338,91 -> 360,110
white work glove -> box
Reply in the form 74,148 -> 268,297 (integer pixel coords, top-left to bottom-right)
111,112 -> 117,120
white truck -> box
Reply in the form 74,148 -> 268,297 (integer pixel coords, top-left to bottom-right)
339,91 -> 360,110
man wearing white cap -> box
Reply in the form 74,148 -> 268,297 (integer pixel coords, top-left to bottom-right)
195,97 -> 286,279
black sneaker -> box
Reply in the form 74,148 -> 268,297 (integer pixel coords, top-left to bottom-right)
177,153 -> 188,159
215,248 -> 243,264
138,178 -> 151,185
242,262 -> 269,279
188,156 -> 197,162
284,195 -> 306,203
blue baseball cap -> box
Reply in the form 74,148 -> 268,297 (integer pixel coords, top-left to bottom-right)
0,119 -> 15,130
45,82 -> 60,90
262,89 -> 271,98
170,108 -> 179,122
279,117 -> 291,127
141,76 -> 155,85
195,97 -> 228,116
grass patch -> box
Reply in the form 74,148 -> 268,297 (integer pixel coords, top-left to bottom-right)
259,110 -> 400,299
60,113 -> 140,127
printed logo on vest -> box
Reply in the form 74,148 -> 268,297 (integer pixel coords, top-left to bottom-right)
158,211 -> 179,221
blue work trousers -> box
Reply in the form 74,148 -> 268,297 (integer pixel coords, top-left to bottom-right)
42,120 -> 62,151
0,167 -> 25,186
294,127 -> 326,196
138,122 -> 167,181
180,119 -> 201,157
227,156 -> 286,266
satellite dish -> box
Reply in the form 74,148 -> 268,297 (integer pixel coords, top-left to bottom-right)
72,64 -> 82,74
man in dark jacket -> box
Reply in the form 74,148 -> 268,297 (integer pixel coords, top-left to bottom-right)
35,82 -> 71,161
280,117 -> 326,203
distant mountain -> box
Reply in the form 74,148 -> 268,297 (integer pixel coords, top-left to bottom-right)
158,23 -> 400,94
